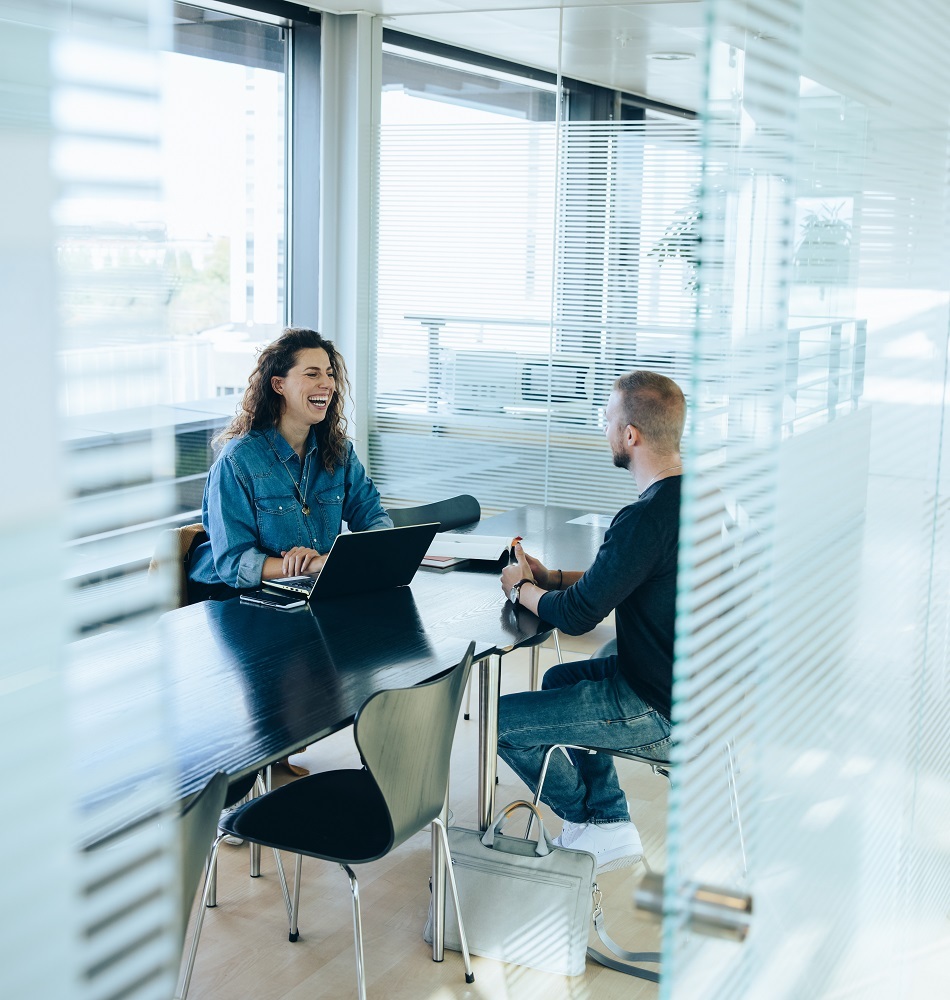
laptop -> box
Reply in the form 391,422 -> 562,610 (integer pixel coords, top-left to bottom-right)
260,522 -> 440,601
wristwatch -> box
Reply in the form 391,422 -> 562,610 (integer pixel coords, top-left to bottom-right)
508,578 -> 534,605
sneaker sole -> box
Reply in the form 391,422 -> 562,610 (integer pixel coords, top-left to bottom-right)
597,847 -> 643,872
597,851 -> 643,873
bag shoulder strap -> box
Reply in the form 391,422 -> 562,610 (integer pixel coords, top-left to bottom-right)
590,885 -> 661,983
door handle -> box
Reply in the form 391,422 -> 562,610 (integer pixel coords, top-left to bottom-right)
635,872 -> 752,942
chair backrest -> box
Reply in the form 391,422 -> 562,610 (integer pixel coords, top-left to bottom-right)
177,771 -> 228,950
149,523 -> 209,608
387,494 -> 480,533
354,643 -> 475,851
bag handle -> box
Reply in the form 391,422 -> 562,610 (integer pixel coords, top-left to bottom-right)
480,800 -> 552,856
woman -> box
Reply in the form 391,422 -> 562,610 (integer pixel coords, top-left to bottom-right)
188,327 -> 393,603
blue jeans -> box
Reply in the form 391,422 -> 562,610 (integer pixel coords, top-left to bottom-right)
497,656 -> 672,825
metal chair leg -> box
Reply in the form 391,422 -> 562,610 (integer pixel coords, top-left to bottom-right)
288,852 -> 302,942
342,863 -> 367,1000
250,774 -> 263,877
529,646 -> 541,691
552,630 -> 562,662
432,817 -> 475,984
206,841 -> 218,907
244,764 -> 291,919
176,834 -> 224,1000
524,744 -> 593,838
463,670 -> 474,721
431,787 -> 448,961
212,772 -> 268,897
464,657 -> 488,721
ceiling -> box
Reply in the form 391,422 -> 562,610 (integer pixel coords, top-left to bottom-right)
287,1 -> 708,112
273,1 -> 950,127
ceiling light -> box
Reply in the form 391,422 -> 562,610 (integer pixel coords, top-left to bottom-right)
648,51 -> 695,62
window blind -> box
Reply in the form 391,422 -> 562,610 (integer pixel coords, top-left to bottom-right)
373,116 -> 704,515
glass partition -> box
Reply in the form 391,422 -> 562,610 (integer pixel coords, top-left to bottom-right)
63,2 -> 289,627
666,2 -> 950,998
374,5 -> 949,999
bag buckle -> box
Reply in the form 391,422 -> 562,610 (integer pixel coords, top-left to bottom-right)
591,882 -> 604,925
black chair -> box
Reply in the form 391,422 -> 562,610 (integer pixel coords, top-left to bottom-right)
176,773 -> 229,981
387,493 -> 480,532
218,644 -> 478,1000
388,494 -> 561,714
176,770 -> 287,999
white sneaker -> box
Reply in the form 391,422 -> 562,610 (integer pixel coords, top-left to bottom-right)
564,820 -> 643,872
552,819 -> 587,848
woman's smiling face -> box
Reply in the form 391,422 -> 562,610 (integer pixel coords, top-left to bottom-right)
272,347 -> 336,430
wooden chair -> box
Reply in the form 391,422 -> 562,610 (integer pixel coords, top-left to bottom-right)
148,522 -> 208,608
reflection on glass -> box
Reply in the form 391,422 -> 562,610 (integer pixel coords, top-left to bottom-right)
58,3 -> 287,419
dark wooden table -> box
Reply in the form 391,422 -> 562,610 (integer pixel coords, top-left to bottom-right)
77,505 -> 607,829
75,504 -> 608,960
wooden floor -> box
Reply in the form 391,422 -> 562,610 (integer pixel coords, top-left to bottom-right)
182,622 -> 666,1000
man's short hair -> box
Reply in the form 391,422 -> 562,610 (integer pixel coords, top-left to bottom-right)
613,371 -> 686,454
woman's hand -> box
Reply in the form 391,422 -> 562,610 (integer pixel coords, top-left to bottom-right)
280,546 -> 326,576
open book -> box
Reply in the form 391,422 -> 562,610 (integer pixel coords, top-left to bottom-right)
422,533 -> 514,567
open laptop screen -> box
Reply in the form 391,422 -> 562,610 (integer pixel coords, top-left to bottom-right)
263,522 -> 439,601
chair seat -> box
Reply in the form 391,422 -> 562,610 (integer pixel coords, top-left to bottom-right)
219,769 -> 394,865
517,628 -> 555,649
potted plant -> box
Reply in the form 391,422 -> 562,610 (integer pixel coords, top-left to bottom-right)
648,197 -> 701,294
794,202 -> 852,284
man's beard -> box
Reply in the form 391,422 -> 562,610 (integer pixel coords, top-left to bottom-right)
612,447 -> 629,470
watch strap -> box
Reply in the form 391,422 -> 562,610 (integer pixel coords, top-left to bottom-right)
510,577 -> 534,604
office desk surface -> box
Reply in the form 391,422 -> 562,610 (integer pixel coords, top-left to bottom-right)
75,504 -> 609,828
74,592 -> 471,815
447,503 -> 607,570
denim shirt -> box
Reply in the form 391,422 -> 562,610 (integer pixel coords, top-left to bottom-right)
188,427 -> 393,589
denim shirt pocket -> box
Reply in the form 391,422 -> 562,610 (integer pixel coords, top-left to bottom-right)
315,485 -> 344,544
255,495 -> 301,555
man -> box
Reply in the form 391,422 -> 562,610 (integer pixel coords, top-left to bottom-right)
498,370 -> 685,871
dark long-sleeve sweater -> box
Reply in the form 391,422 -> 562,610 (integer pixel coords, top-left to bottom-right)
537,476 -> 680,718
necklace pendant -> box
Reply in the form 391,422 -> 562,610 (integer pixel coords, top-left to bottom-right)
301,504 -> 311,516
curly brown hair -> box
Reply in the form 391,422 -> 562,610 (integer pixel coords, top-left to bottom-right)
215,328 -> 350,473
